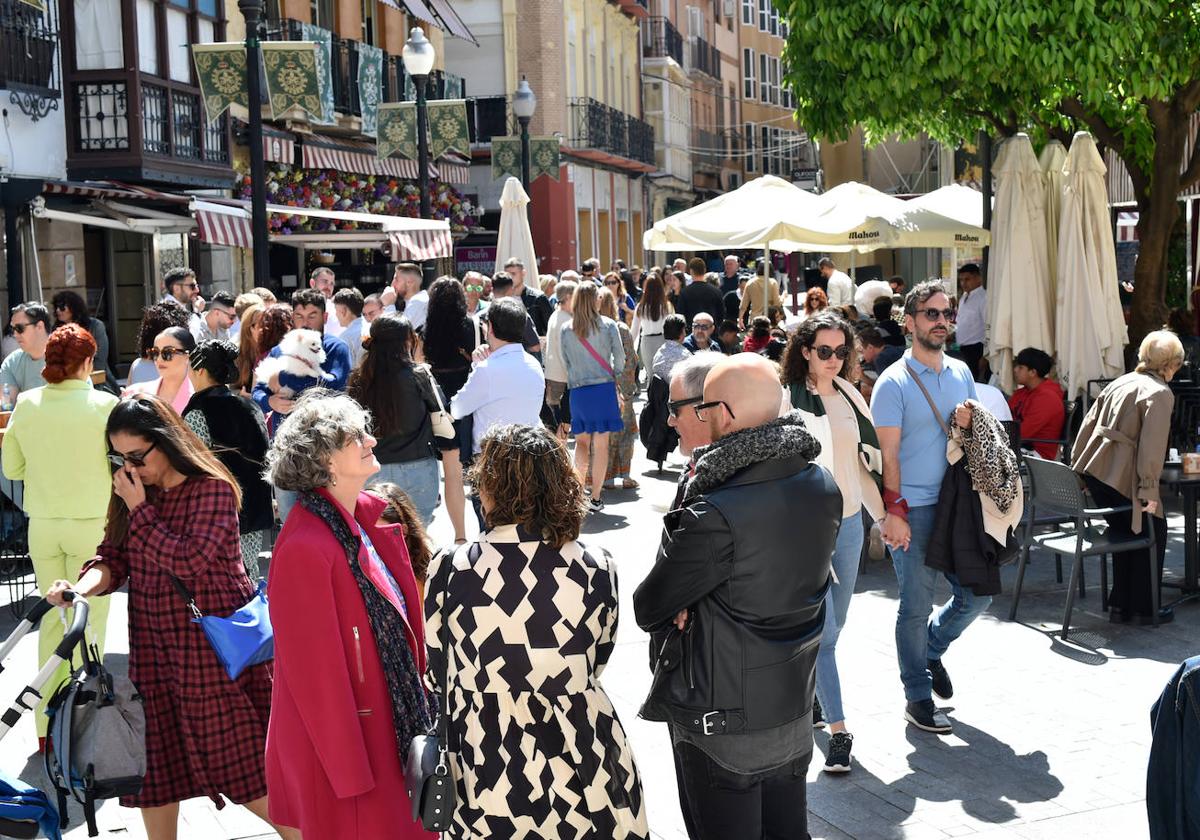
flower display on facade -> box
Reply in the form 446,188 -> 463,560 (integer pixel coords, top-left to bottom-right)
237,164 -> 479,235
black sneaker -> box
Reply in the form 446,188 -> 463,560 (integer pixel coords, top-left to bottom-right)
928,658 -> 954,700
589,497 -> 604,513
813,697 -> 826,730
904,700 -> 953,734
824,731 -> 853,773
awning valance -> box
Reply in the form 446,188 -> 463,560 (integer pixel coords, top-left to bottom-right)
300,137 -> 438,180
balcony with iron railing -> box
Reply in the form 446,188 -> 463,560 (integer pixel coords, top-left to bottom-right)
692,127 -> 724,171
2,0 -> 61,120
569,97 -> 655,167
465,95 -> 514,144
641,16 -> 683,65
687,36 -> 721,80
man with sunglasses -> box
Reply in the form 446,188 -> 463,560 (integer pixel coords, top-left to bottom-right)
636,353 -> 839,840
192,291 -> 237,343
504,256 -> 553,338
0,303 -> 51,403
682,312 -> 720,354
161,266 -> 203,333
870,280 -> 983,736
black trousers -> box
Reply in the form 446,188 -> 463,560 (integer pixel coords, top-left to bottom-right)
1083,475 -> 1168,615
959,342 -> 988,383
674,741 -> 812,840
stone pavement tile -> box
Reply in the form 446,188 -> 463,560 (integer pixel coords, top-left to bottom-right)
1010,801 -> 1149,839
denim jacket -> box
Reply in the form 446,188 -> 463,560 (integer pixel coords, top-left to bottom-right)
559,317 -> 625,390
1147,654 -> 1200,839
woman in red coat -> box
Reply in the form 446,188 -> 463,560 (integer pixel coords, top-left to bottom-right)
265,389 -> 435,840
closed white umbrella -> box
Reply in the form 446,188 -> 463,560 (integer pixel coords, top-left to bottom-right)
1055,132 -> 1127,400
987,134 -> 1054,392
1039,140 -> 1068,299
495,177 -> 538,279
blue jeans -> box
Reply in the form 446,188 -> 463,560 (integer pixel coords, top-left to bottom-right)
892,504 -> 992,702
368,458 -> 440,526
814,512 -> 864,725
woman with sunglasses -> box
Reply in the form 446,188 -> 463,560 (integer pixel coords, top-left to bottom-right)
127,304 -> 194,387
43,396 -> 298,840
183,340 -> 272,579
781,311 -> 885,775
51,289 -> 117,390
123,326 -> 195,415
603,271 -> 635,326
1,323 -> 117,749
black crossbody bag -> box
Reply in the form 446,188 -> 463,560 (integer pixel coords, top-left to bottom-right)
404,545 -> 459,831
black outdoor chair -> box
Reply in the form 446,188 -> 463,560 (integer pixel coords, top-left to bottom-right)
1019,398 -> 1084,464
1008,457 -> 1158,639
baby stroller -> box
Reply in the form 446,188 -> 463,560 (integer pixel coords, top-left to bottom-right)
0,594 -> 145,838
0,595 -> 88,839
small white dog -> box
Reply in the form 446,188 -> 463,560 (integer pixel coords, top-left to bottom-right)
254,329 -> 328,397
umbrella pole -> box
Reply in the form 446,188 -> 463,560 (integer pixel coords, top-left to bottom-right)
850,250 -> 856,283
763,245 -> 771,314
951,247 -> 958,284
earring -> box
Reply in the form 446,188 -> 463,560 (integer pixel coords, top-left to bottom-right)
330,475 -> 338,486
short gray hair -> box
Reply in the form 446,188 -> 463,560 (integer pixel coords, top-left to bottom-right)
903,280 -> 949,315
265,389 -> 372,491
673,352 -> 725,399
559,270 -> 581,283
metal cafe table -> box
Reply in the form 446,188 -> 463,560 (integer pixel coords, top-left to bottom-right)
1161,464 -> 1200,607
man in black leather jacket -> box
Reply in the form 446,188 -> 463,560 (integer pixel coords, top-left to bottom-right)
634,353 -> 842,840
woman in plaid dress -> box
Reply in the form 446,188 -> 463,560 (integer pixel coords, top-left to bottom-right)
46,395 -> 299,840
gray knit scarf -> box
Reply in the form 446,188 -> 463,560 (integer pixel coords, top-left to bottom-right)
298,491 -> 432,759
683,411 -> 821,503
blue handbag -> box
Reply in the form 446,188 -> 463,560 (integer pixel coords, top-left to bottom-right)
170,576 -> 274,680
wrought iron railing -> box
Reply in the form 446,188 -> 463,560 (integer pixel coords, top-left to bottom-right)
74,82 -> 129,151
466,95 -> 512,143
692,127 -> 724,170
628,117 -> 655,166
642,16 -> 683,65
688,37 -> 721,80
141,84 -> 169,155
1,0 -> 61,120
569,97 -> 655,166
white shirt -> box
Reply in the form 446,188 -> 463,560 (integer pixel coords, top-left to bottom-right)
826,270 -> 855,307
450,343 -> 545,453
543,307 -> 572,383
975,382 -> 1012,422
385,290 -> 429,331
324,297 -> 344,338
955,286 -> 987,346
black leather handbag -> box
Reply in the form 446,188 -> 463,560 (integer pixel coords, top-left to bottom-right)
405,548 -> 458,832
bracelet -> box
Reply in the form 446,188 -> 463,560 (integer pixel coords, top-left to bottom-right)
883,489 -> 909,521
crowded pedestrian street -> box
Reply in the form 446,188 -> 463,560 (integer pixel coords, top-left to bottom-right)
0,424 -> 1191,839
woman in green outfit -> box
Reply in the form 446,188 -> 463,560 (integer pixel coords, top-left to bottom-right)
1,323 -> 118,746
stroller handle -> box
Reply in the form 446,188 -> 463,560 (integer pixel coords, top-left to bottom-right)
26,594 -> 90,661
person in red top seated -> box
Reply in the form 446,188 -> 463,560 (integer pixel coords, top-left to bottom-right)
742,316 -> 773,354
1008,347 -> 1066,459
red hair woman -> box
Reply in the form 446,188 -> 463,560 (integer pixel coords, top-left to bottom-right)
1,324 -> 118,748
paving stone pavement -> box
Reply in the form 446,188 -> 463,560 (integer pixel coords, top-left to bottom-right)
0,435 -> 1192,839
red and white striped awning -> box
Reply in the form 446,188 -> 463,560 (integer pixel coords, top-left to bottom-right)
1117,211 -> 1139,242
437,160 -> 470,184
42,180 -> 189,203
389,228 -> 453,261
301,137 -> 436,180
263,133 -> 295,166
194,201 -> 253,248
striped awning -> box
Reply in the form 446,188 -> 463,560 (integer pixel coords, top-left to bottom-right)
399,0 -> 439,25
263,133 -> 295,166
42,180 -> 189,203
425,0 -> 478,44
301,137 -> 436,180
389,228 -> 453,260
437,160 -> 470,184
194,201 -> 253,248
1117,211 -> 1139,243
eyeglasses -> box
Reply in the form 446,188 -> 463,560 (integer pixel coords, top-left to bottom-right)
694,400 -> 735,421
10,322 -> 34,335
667,396 -> 702,419
108,441 -> 157,468
813,344 -> 852,361
604,280 -> 620,286
146,347 -> 189,362
465,284 -> 484,293
918,307 -> 956,322
53,304 -> 68,311
693,323 -> 714,331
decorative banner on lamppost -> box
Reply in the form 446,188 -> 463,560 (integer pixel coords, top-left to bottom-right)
358,43 -> 383,136
261,42 -> 323,121
377,102 -> 418,161
529,136 -> 562,181
298,24 -> 335,124
426,99 -> 469,160
491,137 -> 521,181
17,0 -> 47,13
192,43 -> 250,123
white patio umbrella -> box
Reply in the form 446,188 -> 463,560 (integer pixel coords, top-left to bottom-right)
987,134 -> 1054,393
908,184 -> 987,227
1055,132 -> 1127,400
495,177 -> 538,278
1039,140 -> 1068,299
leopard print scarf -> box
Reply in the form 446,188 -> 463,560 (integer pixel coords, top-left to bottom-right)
954,399 -> 1020,514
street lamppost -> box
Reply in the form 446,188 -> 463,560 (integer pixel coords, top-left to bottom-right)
239,0 -> 270,288
512,77 -> 537,194
402,27 -> 436,288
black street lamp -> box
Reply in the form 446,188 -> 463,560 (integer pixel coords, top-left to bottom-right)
403,27 -> 436,288
239,0 -> 270,288
512,77 -> 537,194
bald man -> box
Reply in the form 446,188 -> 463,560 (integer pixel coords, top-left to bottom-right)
634,352 -> 842,839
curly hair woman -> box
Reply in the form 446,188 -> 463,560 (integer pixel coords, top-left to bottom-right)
426,423 -> 648,838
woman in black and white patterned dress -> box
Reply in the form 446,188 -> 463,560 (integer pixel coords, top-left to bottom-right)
425,423 -> 648,839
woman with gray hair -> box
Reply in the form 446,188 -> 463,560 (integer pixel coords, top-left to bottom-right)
263,389 -> 433,840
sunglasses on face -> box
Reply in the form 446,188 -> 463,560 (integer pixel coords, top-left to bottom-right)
604,280 -> 620,286
919,307 -> 956,322
10,323 -> 34,335
695,400 -> 736,421
465,284 -> 484,293
108,440 -> 157,468
146,347 -> 189,362
667,395 -> 702,418
812,344 -> 852,361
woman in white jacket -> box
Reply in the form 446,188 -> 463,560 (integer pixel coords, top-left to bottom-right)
783,310 -> 884,776
631,273 -> 672,385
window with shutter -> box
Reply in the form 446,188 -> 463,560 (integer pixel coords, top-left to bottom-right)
745,122 -> 755,172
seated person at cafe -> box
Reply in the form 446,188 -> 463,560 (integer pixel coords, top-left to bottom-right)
1008,347 -> 1066,459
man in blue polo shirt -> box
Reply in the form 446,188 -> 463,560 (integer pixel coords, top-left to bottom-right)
871,280 -> 984,736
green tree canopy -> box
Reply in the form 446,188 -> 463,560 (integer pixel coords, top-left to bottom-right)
779,0 -> 1200,343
